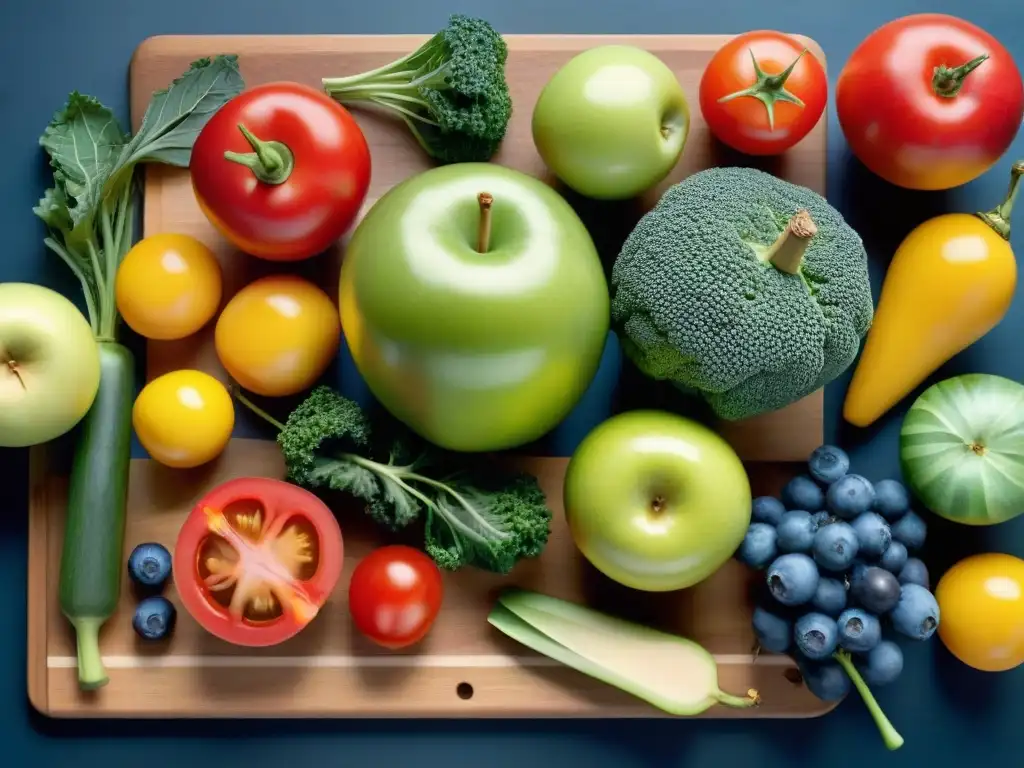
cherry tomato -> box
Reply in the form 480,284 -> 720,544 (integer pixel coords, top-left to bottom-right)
214,275 -> 341,397
115,233 -> 223,340
190,82 -> 372,262
132,369 -> 235,469
174,477 -> 344,647
836,13 -> 1024,190
348,545 -> 443,649
699,31 -> 827,156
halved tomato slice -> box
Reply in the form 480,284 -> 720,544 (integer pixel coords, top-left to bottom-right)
173,476 -> 344,647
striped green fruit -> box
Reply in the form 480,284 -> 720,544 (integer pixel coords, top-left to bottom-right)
900,373 -> 1024,526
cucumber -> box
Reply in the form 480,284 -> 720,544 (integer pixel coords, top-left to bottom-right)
58,341 -> 134,689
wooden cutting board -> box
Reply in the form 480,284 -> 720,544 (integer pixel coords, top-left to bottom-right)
27,32 -> 832,719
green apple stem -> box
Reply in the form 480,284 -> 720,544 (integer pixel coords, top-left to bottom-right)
477,192 -> 494,253
6,360 -> 26,390
933,53 -> 989,98
224,123 -> 295,185
766,209 -> 817,275
976,159 -> 1024,240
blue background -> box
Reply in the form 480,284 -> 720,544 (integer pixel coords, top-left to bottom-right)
3,0 -> 1024,764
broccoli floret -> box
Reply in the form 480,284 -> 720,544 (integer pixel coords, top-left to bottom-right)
610,166 -> 874,421
236,386 -> 552,574
322,14 -> 512,164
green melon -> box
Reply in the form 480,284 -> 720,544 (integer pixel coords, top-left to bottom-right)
900,373 -> 1024,526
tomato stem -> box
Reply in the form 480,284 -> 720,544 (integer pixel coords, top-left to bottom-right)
717,48 -> 808,131
977,160 -> 1024,240
932,54 -> 989,98
224,123 -> 295,185
476,192 -> 494,253
765,209 -> 817,275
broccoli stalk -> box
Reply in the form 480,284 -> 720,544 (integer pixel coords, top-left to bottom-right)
322,14 -> 512,164
762,209 -> 818,275
235,386 -> 552,574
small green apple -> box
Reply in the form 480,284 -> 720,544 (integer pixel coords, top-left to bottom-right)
564,410 -> 751,592
0,282 -> 101,448
532,45 -> 690,200
339,163 -> 610,453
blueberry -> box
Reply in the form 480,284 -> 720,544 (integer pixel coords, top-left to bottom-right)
811,577 -> 847,617
811,511 -> 833,529
837,608 -> 882,653
850,566 -> 902,614
808,444 -> 850,485
799,659 -> 851,701
850,512 -> 892,559
878,541 -> 908,574
132,596 -> 177,641
766,554 -> 820,606
737,523 -> 778,569
848,560 -> 870,591
890,584 -> 940,641
794,612 -> 839,660
872,479 -> 910,521
777,511 -> 817,553
752,496 -> 786,526
826,474 -> 875,519
898,558 -> 930,589
891,510 -> 927,551
127,542 -> 172,590
812,521 -> 860,572
855,640 -> 904,687
781,475 -> 825,512
752,606 -> 792,653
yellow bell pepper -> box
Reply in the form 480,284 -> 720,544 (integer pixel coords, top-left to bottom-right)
844,160 -> 1022,428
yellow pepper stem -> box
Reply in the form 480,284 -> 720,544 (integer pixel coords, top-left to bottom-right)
767,209 -> 818,275
977,160 -> 1024,241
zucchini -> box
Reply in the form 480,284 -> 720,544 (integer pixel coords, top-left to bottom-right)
58,342 -> 134,689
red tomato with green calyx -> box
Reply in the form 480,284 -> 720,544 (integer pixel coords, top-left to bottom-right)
699,31 -> 827,156
836,13 -> 1024,191
348,545 -> 443,650
190,81 -> 371,262
174,477 -> 344,647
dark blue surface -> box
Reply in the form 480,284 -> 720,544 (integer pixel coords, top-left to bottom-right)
3,0 -> 1024,764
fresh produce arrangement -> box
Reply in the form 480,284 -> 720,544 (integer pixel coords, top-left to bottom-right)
736,443 -> 938,750
8,8 -> 1024,744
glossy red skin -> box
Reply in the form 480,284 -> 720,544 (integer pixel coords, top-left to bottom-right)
348,545 -> 444,650
190,82 -> 372,262
699,31 -> 827,156
174,477 -> 344,648
836,14 -> 1024,190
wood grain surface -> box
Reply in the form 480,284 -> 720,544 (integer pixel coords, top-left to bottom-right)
29,33 -> 833,719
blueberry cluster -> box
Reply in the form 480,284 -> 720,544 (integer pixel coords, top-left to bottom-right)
736,445 -> 940,702
127,542 -> 177,641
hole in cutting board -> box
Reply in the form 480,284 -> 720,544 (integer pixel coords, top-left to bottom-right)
456,682 -> 474,700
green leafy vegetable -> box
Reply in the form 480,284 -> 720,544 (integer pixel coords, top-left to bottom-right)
321,14 -> 512,164
237,386 -> 552,574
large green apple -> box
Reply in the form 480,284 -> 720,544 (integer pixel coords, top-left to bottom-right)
339,163 -> 610,453
564,410 -> 751,592
0,283 -> 101,448
532,45 -> 690,200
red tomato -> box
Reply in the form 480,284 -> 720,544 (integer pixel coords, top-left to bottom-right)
174,477 -> 344,647
190,81 -> 372,262
836,14 -> 1024,190
699,31 -> 827,156
348,545 -> 443,649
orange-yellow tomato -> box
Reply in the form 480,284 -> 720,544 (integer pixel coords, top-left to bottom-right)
133,369 -> 235,469
935,552 -> 1024,672
115,233 -> 223,340
214,275 -> 341,397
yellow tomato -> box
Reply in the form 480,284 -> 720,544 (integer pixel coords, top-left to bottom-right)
214,275 -> 341,397
115,233 -> 223,340
935,553 -> 1024,672
133,370 -> 235,469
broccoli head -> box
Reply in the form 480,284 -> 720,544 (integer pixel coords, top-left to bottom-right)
322,14 -> 512,164
610,166 -> 874,421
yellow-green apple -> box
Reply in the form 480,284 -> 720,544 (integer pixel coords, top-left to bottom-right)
564,410 -> 751,592
532,45 -> 690,200
339,162 -> 610,452
0,283 -> 101,447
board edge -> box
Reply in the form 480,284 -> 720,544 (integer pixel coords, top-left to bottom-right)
26,443 -> 51,717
